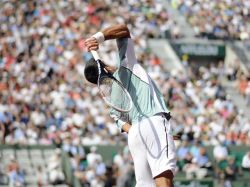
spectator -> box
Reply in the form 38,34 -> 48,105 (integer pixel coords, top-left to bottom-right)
0,122 -> 4,144
0,155 -> 8,185
114,147 -> 134,187
183,157 -> 208,179
182,146 -> 211,179
177,139 -> 190,160
104,163 -> 118,187
245,81 -> 250,106
113,151 -> 124,170
47,149 -> 65,185
74,147 -> 106,187
6,156 -> 25,187
62,136 -> 86,172
95,158 -> 106,177
238,75 -> 248,97
242,151 -> 250,171
195,147 -> 212,170
86,146 -> 102,168
224,156 -> 237,181
214,155 -> 238,187
177,139 -> 191,171
213,143 -> 229,162
36,166 -> 49,187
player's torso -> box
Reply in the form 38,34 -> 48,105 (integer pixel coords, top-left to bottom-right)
113,64 -> 168,124
114,37 -> 169,124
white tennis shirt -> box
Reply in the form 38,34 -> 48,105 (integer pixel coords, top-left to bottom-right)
110,37 -> 170,131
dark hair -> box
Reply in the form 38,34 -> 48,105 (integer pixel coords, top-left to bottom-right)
84,58 -> 98,84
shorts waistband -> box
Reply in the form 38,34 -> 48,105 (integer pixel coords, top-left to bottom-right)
154,112 -> 171,121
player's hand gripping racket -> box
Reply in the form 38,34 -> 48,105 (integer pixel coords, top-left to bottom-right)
90,50 -> 133,113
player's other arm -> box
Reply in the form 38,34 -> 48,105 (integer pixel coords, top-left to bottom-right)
122,123 -> 131,133
85,24 -> 130,51
110,114 -> 131,134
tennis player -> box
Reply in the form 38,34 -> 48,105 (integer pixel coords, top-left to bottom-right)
84,24 -> 176,187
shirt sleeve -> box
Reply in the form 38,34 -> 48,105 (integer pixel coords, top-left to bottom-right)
116,37 -> 128,66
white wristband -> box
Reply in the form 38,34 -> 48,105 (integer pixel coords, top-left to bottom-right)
92,32 -> 105,44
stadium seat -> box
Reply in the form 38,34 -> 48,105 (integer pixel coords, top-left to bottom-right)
43,149 -> 55,161
2,149 -> 14,159
25,175 -> 38,184
16,149 -> 29,157
29,149 -> 43,159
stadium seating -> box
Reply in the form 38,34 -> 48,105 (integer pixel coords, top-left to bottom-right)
0,146 -> 67,187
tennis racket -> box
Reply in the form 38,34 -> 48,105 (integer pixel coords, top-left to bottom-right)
90,50 -> 133,113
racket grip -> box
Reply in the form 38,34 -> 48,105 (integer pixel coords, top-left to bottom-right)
90,50 -> 100,61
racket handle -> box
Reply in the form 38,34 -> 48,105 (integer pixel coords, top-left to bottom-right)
90,50 -> 100,61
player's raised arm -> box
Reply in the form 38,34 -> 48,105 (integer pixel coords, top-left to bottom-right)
102,24 -> 131,40
84,24 -> 130,51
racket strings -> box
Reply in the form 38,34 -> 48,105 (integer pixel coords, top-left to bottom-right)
99,77 -> 131,112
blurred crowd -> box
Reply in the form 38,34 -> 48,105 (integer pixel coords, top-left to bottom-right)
66,142 -> 250,186
0,0 -> 178,146
0,0 -> 250,186
66,145 -> 135,187
1,0 -> 248,147
0,149 -> 65,187
171,0 -> 250,40
0,0 -> 248,147
164,61 -> 250,146
2,156 -> 25,187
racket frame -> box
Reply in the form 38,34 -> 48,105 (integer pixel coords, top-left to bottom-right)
90,50 -> 133,113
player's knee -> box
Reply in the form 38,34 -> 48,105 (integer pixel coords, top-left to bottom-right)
154,178 -> 173,187
154,170 -> 174,187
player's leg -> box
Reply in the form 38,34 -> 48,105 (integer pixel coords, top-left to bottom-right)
128,123 -> 155,187
140,114 -> 177,187
154,170 -> 174,187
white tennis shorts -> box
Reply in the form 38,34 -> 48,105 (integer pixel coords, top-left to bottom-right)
128,113 -> 176,187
